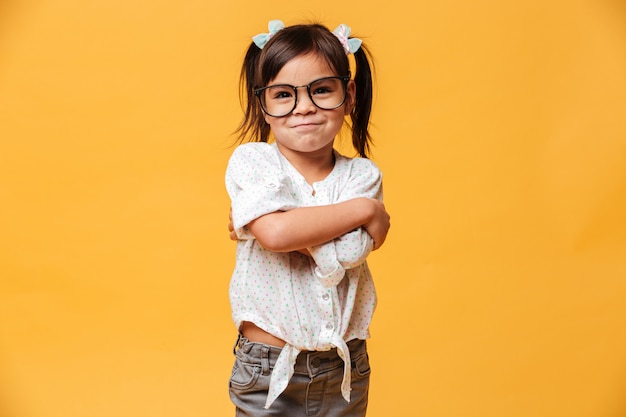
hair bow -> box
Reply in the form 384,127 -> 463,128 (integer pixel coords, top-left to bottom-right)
333,24 -> 362,54
252,20 -> 285,49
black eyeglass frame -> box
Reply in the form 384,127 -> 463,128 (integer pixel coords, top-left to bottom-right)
254,75 -> 351,117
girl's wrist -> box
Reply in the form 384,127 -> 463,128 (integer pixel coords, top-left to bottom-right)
352,197 -> 376,227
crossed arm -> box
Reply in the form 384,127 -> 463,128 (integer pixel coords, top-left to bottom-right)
229,197 -> 390,253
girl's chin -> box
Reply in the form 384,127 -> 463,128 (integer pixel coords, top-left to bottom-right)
277,139 -> 335,154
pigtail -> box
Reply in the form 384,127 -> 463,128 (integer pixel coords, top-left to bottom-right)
351,44 -> 374,158
235,43 -> 270,143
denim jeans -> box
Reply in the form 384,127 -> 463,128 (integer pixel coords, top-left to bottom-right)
229,336 -> 371,417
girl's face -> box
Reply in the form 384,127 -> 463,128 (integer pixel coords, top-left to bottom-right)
263,53 -> 355,162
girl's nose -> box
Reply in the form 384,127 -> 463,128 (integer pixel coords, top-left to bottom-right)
293,90 -> 316,115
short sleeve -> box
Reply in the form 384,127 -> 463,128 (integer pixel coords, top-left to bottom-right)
225,143 -> 299,239
337,158 -> 383,202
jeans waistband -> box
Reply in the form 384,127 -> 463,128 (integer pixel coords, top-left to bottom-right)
234,335 -> 367,376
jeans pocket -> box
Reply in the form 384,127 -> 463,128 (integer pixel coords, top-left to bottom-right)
229,361 -> 262,390
352,353 -> 371,379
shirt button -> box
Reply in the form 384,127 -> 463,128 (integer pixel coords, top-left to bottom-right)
325,322 -> 334,330
322,293 -> 330,301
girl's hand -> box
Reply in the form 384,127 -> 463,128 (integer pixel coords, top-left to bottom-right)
228,208 -> 237,241
363,199 -> 390,250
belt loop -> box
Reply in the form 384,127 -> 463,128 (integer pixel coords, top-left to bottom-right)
261,345 -> 270,375
233,333 -> 242,355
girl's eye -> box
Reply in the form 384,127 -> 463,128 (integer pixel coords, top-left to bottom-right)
268,87 -> 294,100
312,86 -> 332,95
311,78 -> 340,95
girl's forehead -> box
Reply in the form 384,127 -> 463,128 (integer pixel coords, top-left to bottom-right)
268,53 -> 336,84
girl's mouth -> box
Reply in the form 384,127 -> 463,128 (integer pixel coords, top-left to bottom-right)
292,121 -> 321,128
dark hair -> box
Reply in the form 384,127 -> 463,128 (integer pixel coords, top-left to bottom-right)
235,23 -> 375,157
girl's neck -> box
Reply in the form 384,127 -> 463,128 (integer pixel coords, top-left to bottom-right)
276,143 -> 335,184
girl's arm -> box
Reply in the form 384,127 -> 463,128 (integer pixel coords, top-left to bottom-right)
245,197 -> 389,253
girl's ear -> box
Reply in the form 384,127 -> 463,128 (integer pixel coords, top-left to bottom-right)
344,80 -> 356,115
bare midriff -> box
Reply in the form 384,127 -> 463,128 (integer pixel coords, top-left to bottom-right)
240,321 -> 286,348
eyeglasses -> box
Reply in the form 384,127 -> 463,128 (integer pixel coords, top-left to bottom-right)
254,76 -> 350,117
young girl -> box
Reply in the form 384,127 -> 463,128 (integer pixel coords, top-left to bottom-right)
225,20 -> 390,416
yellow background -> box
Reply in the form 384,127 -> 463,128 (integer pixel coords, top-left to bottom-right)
1,0 -> 625,416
